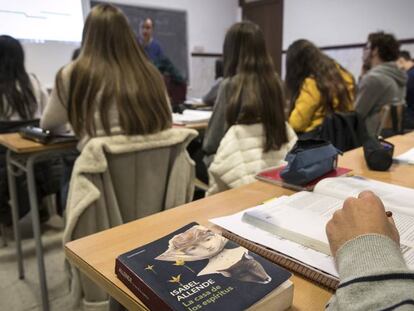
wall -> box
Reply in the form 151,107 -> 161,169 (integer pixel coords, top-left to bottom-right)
282,0 -> 414,79
22,0 -> 239,91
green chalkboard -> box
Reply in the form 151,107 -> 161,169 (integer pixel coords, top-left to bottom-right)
90,1 -> 188,80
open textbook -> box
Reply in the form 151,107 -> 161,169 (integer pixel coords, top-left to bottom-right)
210,176 -> 414,288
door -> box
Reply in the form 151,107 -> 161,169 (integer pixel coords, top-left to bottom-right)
241,0 -> 284,74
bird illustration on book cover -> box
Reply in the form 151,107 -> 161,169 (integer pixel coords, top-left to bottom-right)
116,223 -> 291,311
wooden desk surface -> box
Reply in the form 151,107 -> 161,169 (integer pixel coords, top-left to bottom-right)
65,182 -> 332,310
173,122 -> 208,131
0,133 -> 76,154
339,132 -> 414,188
65,132 -> 414,311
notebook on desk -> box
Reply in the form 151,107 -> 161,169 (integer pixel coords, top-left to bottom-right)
19,126 -> 77,145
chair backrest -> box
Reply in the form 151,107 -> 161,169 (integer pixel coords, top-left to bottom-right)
377,103 -> 406,137
376,105 -> 391,137
164,75 -> 187,108
105,143 -> 185,222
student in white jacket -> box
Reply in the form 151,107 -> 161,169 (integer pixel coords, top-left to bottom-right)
206,21 -> 297,195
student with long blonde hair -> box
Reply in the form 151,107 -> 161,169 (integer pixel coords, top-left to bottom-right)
41,4 -> 172,146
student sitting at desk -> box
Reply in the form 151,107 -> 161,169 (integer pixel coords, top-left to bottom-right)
40,4 -> 172,149
285,39 -> 355,136
204,21 -> 297,195
326,191 -> 414,310
0,35 -> 48,121
202,59 -> 223,107
0,35 -> 51,225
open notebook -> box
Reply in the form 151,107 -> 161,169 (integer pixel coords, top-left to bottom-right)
211,176 -> 414,290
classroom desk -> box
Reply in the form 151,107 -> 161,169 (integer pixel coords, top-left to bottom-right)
65,182 -> 334,310
338,131 -> 414,187
0,133 -> 76,311
173,121 -> 209,131
64,132 -> 414,311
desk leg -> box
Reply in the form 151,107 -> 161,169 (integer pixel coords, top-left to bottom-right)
27,156 -> 49,311
6,150 -> 24,279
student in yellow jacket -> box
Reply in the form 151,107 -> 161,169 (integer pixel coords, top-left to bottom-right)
285,39 -> 355,134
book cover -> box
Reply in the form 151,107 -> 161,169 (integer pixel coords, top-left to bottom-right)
255,166 -> 352,191
115,223 -> 292,311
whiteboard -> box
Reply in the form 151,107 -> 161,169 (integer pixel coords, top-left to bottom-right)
0,0 -> 84,42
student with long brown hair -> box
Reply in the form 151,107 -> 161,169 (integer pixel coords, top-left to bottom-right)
285,39 -> 355,134
41,5 -> 197,308
204,21 -> 297,194
41,4 -> 172,147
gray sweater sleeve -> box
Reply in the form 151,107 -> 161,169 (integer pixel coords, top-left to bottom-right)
40,66 -> 71,133
354,75 -> 384,120
326,234 -> 414,311
202,79 -> 229,166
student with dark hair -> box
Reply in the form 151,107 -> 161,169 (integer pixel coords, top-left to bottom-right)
355,32 -> 407,136
0,35 -> 50,225
204,21 -> 297,194
0,35 -> 47,120
326,191 -> 414,310
397,50 -> 414,129
41,4 -> 172,148
285,39 -> 355,135
202,59 -> 224,106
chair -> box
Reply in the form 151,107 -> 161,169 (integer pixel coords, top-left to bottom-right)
376,105 -> 391,137
376,103 -> 406,137
63,128 -> 197,311
164,74 -> 187,111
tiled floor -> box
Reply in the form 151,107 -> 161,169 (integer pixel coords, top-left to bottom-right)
0,214 -> 81,311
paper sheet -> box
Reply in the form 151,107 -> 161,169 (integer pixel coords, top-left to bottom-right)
394,148 -> 414,164
172,109 -> 212,124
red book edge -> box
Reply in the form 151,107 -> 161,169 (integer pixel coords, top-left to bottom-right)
115,258 -> 174,311
255,166 -> 353,191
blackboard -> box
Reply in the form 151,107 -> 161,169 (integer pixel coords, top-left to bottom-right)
90,1 -> 188,80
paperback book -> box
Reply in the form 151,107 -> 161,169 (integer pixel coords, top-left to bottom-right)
115,223 -> 293,311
